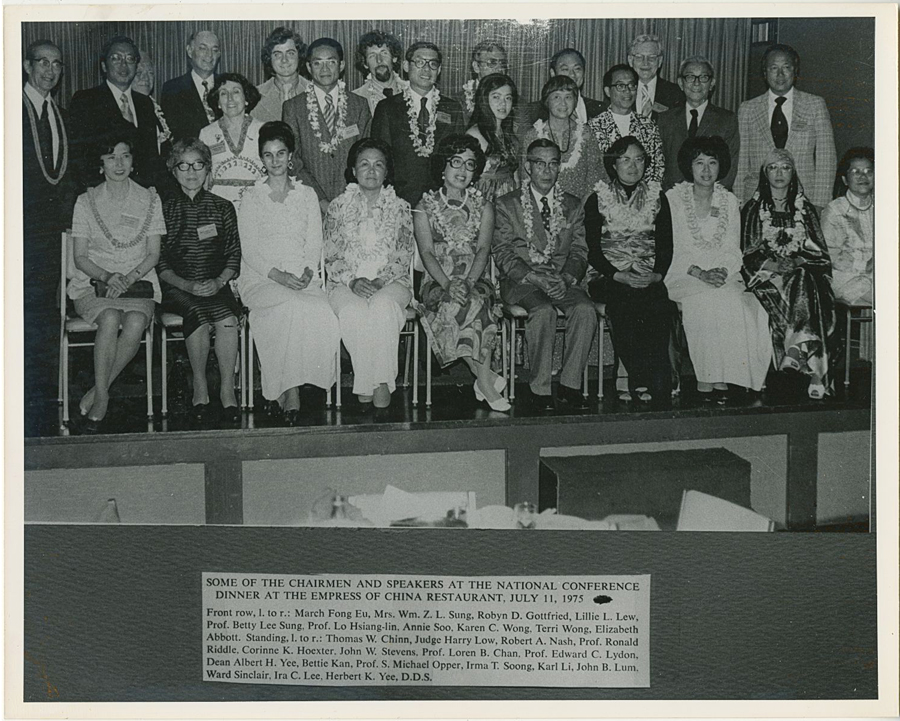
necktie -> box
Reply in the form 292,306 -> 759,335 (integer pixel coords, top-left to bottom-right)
202,80 -> 215,122
323,92 -> 336,135
640,85 -> 652,118
540,197 -> 552,233
418,97 -> 429,142
771,96 -> 788,149
119,93 -> 135,125
383,87 -> 393,98
688,109 -> 699,138
37,99 -> 55,171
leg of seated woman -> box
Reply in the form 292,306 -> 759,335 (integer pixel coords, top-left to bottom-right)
213,317 -> 239,408
88,308 -> 124,420
185,324 -> 212,406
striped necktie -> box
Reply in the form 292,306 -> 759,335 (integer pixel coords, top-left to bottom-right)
119,93 -> 135,125
640,85 -> 652,117
323,92 -> 336,135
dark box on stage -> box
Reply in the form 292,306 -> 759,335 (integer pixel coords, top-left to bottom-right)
539,448 -> 752,529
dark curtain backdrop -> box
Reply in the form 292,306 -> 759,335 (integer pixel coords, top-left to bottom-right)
22,17 -> 751,113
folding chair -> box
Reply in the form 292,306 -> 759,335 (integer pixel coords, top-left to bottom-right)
837,300 -> 874,388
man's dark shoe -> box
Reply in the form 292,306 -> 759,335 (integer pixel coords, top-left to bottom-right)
556,384 -> 590,410
529,388 -> 556,412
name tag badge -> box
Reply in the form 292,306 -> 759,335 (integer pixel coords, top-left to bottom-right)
435,111 -> 452,124
341,124 -> 360,140
210,141 -> 227,155
197,223 -> 218,241
120,214 -> 140,229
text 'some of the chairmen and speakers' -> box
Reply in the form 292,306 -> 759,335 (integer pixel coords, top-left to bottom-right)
203,573 -> 651,688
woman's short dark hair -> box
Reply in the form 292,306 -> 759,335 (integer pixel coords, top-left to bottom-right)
834,146 -> 875,198
167,137 -> 212,174
208,73 -> 262,119
355,30 -> 403,74
258,120 -> 296,156
95,131 -> 135,167
344,137 -> 394,186
603,135 -> 646,181
603,63 -> 638,90
260,27 -> 306,77
430,134 -> 486,186
677,135 -> 731,183
540,74 -> 579,108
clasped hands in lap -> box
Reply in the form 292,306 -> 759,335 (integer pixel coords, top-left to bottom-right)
350,276 -> 385,299
271,266 -> 313,291
526,269 -> 576,301
612,268 -> 663,290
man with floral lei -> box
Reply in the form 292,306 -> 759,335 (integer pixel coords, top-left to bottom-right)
372,41 -> 465,207
493,138 -> 596,412
282,37 -> 372,216
458,40 -> 509,123
351,30 -> 408,116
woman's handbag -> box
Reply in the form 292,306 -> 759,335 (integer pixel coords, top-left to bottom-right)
91,278 -> 154,299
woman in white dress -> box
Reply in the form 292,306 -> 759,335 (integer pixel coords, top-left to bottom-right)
199,73 -> 265,212
324,139 -> 413,409
238,121 -> 340,424
664,136 -> 772,400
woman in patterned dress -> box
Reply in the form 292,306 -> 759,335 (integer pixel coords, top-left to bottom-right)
465,73 -> 519,201
159,138 -> 242,422
68,133 -> 164,430
325,138 -> 414,409
199,73 -> 265,212
413,134 -> 509,412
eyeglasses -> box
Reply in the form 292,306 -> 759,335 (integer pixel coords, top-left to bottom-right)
682,74 -> 712,85
107,53 -> 138,65
33,57 -> 64,71
527,158 -> 561,172
410,58 -> 441,70
631,54 -> 660,63
175,161 -> 208,172
616,154 -> 646,165
611,82 -> 637,92
847,167 -> 874,177
447,156 -> 478,171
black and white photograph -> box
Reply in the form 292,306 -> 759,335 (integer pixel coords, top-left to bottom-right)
9,2 -> 898,716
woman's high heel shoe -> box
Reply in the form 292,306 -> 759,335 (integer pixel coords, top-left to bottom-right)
473,375 -> 507,402
808,383 -> 827,400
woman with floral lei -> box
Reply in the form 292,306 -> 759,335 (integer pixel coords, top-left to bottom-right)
414,134 -> 509,412
584,136 -> 673,403
740,148 -> 836,399
665,136 -> 772,401
521,75 -> 604,204
465,73 -> 520,201
324,138 -> 414,409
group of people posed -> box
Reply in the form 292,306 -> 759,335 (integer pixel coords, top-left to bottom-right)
22,27 -> 874,429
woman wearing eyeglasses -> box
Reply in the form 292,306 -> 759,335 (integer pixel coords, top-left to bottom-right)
158,138 -> 242,423
414,134 -> 508,411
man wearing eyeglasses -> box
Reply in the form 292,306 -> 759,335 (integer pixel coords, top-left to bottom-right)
627,34 -> 684,120
70,35 -> 164,190
371,41 -> 464,206
160,30 -> 222,143
657,56 -> 739,190
457,40 -> 509,121
493,139 -> 596,412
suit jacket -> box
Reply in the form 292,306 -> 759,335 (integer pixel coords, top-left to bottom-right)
282,88 -> 371,202
735,89 -> 837,208
160,71 -> 214,143
650,77 -> 685,117
69,83 -> 165,189
371,91 -> 465,206
657,102 -> 740,190
492,187 -> 588,304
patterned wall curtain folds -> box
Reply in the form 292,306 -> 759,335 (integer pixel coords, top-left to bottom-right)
23,17 -> 750,115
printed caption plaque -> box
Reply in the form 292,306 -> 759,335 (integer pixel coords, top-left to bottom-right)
203,573 -> 651,688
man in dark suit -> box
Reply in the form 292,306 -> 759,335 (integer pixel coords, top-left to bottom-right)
371,41 -> 465,207
493,139 -> 596,412
628,34 -> 685,120
22,39 -> 76,415
69,36 -> 165,190
518,48 -> 607,129
283,37 -> 371,215
160,30 -> 220,142
657,55 -> 740,190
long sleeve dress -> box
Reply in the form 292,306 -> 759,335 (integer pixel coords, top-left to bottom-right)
237,179 -> 340,399
665,182 -> 772,391
199,115 -> 266,212
324,184 -> 414,395
820,193 -> 873,305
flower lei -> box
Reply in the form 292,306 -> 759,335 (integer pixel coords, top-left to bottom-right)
342,182 -> 408,243
521,184 -> 565,265
462,79 -> 477,115
593,179 -> 662,230
88,183 -> 158,250
533,118 -> 583,171
758,192 -> 807,258
23,92 -> 68,185
422,188 -> 484,253
402,85 -> 440,157
678,182 -> 730,251
306,80 -> 349,154
151,97 -> 172,145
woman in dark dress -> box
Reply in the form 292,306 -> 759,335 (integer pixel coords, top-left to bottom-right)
584,135 -> 673,402
158,138 -> 242,420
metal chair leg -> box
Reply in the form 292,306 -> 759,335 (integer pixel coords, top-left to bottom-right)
161,325 -> 168,417
412,321 -> 419,407
145,325 -> 154,420
62,331 -> 70,424
845,307 -> 852,388
598,318 -> 605,400
425,332 -> 432,408
501,320 -> 509,399
247,325 -> 255,411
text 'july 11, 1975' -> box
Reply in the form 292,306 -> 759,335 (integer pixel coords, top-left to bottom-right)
202,573 -> 650,688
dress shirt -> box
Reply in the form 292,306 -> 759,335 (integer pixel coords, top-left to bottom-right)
529,184 -> 557,213
24,81 -> 60,164
767,87 -> 794,130
106,80 -> 137,127
574,95 -> 588,125
685,99 -> 709,127
191,70 -> 215,100
313,84 -> 340,115
408,86 -> 438,110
